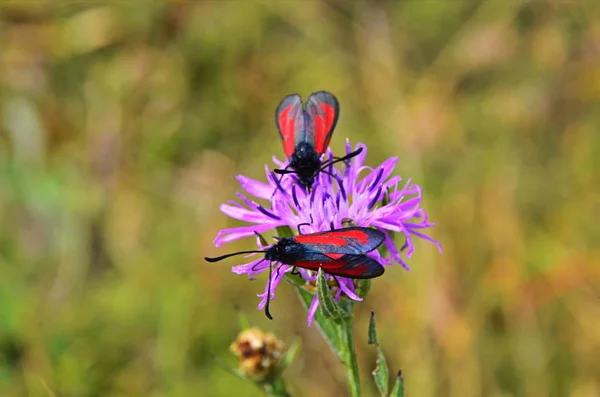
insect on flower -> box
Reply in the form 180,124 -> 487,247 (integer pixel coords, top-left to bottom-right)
214,141 -> 442,326
205,226 -> 385,320
274,91 -> 363,190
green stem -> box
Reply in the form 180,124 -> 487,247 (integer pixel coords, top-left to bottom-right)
340,304 -> 361,397
264,378 -> 291,397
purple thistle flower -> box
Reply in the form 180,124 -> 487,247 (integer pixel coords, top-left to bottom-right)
213,141 -> 442,326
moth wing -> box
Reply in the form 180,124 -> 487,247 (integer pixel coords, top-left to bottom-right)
305,91 -> 340,154
294,227 -> 385,255
275,94 -> 304,158
294,254 -> 384,279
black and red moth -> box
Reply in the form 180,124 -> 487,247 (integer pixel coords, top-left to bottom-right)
205,227 -> 385,319
274,91 -> 363,189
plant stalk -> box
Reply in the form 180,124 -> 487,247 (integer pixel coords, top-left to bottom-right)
264,378 -> 291,397
340,304 -> 361,397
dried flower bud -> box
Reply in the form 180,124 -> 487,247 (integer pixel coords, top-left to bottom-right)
230,327 -> 285,379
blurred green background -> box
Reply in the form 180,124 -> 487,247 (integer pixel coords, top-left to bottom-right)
1,1 -> 599,396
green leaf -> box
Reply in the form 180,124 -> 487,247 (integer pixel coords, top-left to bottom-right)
215,355 -> 292,396
293,287 -> 344,360
254,231 -> 269,247
212,355 -> 249,381
356,279 -> 371,299
263,379 -> 292,397
282,272 -> 306,287
369,312 -> 389,396
278,337 -> 301,373
293,283 -> 362,397
368,311 -> 377,345
372,342 -> 390,395
275,225 -> 294,238
382,188 -> 391,206
317,268 -> 350,322
235,306 -> 251,330
390,370 -> 405,397
378,242 -> 390,257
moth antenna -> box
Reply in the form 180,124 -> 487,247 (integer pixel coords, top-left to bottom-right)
296,214 -> 314,235
264,261 -> 274,320
272,165 -> 296,198
274,263 -> 283,280
273,168 -> 296,175
297,222 -> 311,235
320,147 -> 363,170
250,257 -> 268,272
204,250 -> 264,262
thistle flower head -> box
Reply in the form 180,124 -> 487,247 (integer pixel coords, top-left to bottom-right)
212,141 -> 442,326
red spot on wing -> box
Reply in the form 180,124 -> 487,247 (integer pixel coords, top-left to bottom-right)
313,103 -> 337,154
295,260 -> 347,271
294,229 -> 370,247
294,260 -> 373,278
278,105 -> 297,158
293,260 -> 321,271
324,230 -> 370,244
294,234 -> 346,246
329,264 -> 369,277
326,253 -> 344,260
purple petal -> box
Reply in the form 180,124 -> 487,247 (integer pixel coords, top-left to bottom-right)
354,143 -> 368,165
266,168 -> 289,197
220,203 -> 272,223
307,294 -> 319,327
368,186 -> 383,209
383,176 -> 403,190
236,175 -> 273,199
214,223 -> 279,246
368,168 -> 384,192
371,157 -> 398,184
271,155 -> 287,169
255,233 -> 268,247
337,279 -> 362,301
381,229 -> 411,271
292,185 -> 301,209
394,197 -> 422,212
257,264 -> 289,309
371,219 -> 404,233
232,257 -> 268,276
408,229 -> 443,253
404,222 -> 437,230
298,269 -> 317,281
337,176 -> 347,201
235,192 -> 262,212
256,205 -> 282,220
334,288 -> 342,300
213,139 -> 440,326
